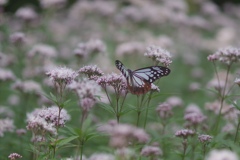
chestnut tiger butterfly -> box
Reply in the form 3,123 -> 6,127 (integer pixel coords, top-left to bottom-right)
115,60 -> 170,95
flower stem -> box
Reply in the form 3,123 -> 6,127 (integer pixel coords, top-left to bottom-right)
234,119 -> 240,143
144,92 -> 153,129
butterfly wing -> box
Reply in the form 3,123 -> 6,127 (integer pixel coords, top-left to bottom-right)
133,66 -> 171,83
128,74 -> 151,95
115,60 -> 171,95
115,60 -> 129,78
128,66 -> 170,94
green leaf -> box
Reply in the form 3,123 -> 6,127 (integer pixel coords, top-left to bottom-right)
98,102 -> 115,114
56,136 -> 78,146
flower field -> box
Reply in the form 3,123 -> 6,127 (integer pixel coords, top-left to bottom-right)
1,0 -> 240,160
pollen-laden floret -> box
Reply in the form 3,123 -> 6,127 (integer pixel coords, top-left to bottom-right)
46,66 -> 78,86
26,106 -> 70,135
144,45 -> 172,67
207,46 -> 240,65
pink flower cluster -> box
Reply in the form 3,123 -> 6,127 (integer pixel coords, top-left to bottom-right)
98,121 -> 149,148
144,45 -> 172,67
207,46 -> 240,65
79,65 -> 104,80
96,73 -> 127,92
175,129 -> 195,139
26,106 -> 70,135
46,66 -> 78,85
8,153 -> 22,160
74,39 -> 106,58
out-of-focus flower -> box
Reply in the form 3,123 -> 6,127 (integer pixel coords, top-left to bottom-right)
31,135 -> 46,143
207,47 -> 240,65
144,45 -> 172,66
99,122 -> 149,148
0,118 -> 15,137
39,0 -> 66,9
205,149 -> 238,160
0,52 -> 15,67
7,95 -> 20,106
204,100 -> 235,118
184,104 -> 207,127
68,78 -> 101,101
80,97 -> 95,112
200,1 -> 219,16
88,153 -> 114,160
46,66 -> 78,86
0,68 -> 16,81
79,65 -> 104,80
221,123 -> 235,134
151,83 -> 160,92
198,134 -> 212,143
141,145 -> 162,157
116,41 -> 145,57
0,106 -> 14,118
74,39 -> 106,59
175,129 -> 195,139
12,80 -> 43,95
207,70 -> 233,92
96,73 -> 127,93
234,77 -> 240,86
16,129 -> 27,136
166,96 -> 183,107
156,102 -> 173,119
115,148 -> 136,160
15,6 -> 38,22
28,44 -> 57,58
0,0 -> 8,6
26,106 -> 70,135
8,153 -> 22,160
9,32 -> 26,45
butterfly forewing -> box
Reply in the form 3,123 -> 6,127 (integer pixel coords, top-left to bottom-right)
115,60 -> 129,78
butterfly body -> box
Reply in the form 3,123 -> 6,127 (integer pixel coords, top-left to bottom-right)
115,60 -> 170,95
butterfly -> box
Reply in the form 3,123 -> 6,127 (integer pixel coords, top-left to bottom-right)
115,60 -> 171,95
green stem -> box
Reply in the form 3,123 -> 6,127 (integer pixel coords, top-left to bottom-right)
80,141 -> 84,160
144,92 -> 153,129
234,119 -> 240,143
214,64 -> 231,135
